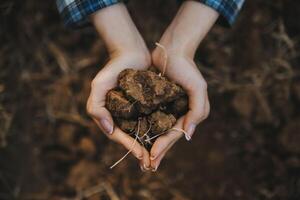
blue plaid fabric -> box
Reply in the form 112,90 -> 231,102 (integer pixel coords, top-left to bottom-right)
199,0 -> 245,25
56,0 -> 120,27
56,0 -> 244,28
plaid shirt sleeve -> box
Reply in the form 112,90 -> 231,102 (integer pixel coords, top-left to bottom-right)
199,0 -> 245,26
56,0 -> 120,28
56,0 -> 244,28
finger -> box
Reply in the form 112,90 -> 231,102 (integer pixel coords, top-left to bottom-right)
87,61 -> 130,134
101,126 -> 144,160
139,161 -> 146,172
150,138 -> 177,171
141,147 -> 151,171
87,67 -> 118,134
183,83 -> 208,139
112,127 -> 144,160
87,99 -> 114,135
90,66 -> 119,104
150,117 -> 184,161
151,116 -> 192,171
204,94 -> 210,119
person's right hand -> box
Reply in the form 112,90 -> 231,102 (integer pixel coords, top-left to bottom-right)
87,51 -> 151,170
87,3 -> 151,170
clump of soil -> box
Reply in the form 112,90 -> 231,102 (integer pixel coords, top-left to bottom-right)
106,68 -> 188,150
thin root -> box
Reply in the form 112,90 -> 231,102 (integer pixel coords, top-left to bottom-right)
110,119 -> 141,169
122,100 -> 137,112
137,134 -> 144,147
145,127 -> 191,142
170,127 -> 191,141
144,132 -> 166,142
141,123 -> 152,138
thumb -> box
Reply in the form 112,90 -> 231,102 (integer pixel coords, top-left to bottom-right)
87,101 -> 114,135
183,89 -> 209,140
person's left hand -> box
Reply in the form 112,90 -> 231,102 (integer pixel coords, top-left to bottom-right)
147,0 -> 218,171
149,46 -> 210,171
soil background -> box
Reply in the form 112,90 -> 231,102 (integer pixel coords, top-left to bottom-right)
1,0 -> 300,199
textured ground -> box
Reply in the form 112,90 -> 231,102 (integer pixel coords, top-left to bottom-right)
0,0 -> 300,199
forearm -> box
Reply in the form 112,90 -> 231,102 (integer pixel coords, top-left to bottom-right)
158,1 -> 219,58
91,3 -> 148,57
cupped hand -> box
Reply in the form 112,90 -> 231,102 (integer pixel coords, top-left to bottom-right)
86,51 -> 152,170
88,1 -> 216,171
149,48 -> 210,171
88,3 -> 155,171
147,0 -> 218,171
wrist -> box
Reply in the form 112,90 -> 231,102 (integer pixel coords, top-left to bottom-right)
157,26 -> 194,59
91,3 -> 149,58
155,1 -> 219,59
112,49 -> 151,68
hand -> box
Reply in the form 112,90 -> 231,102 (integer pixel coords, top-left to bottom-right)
150,47 -> 210,170
87,3 -> 151,170
149,1 -> 219,171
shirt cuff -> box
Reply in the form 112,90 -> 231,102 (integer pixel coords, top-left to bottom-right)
198,0 -> 245,26
56,0 -> 120,28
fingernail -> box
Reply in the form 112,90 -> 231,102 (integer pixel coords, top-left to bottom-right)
152,166 -> 158,172
134,153 -> 143,160
140,165 -> 146,172
100,118 -> 113,134
186,123 -> 196,141
150,155 -> 156,161
185,134 -> 191,141
144,164 -> 150,170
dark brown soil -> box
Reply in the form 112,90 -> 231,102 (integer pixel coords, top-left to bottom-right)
118,68 -> 185,114
106,68 -> 188,149
1,0 -> 300,199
